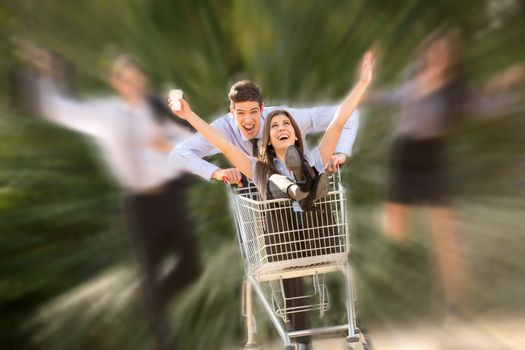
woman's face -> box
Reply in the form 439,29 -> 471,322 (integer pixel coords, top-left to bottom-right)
424,38 -> 454,75
268,114 -> 298,151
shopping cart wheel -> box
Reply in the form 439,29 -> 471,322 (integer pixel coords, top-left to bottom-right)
282,346 -> 295,350
346,335 -> 360,343
346,335 -> 361,350
244,342 -> 258,349
346,334 -> 373,350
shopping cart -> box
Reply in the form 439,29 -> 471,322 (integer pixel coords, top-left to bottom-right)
227,171 -> 371,350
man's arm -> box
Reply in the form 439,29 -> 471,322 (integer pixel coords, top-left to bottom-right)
22,45 -> 110,137
37,77 -> 111,138
169,129 -> 221,181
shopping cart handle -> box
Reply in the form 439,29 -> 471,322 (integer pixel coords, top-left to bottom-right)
223,177 -> 242,189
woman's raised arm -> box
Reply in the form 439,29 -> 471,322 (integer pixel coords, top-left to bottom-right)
319,51 -> 374,165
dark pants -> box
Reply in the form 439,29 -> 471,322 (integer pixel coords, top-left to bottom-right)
125,176 -> 202,350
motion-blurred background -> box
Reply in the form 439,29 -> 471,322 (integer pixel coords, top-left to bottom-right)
1,1 -> 524,349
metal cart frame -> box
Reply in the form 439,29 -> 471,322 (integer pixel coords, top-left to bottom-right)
227,171 -> 369,349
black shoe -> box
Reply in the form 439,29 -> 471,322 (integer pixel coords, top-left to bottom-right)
285,145 -> 314,192
299,172 -> 329,211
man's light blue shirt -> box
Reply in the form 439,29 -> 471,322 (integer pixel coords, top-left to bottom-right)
169,105 -> 359,180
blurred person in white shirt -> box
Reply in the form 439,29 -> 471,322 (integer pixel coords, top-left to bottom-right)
23,46 -> 201,350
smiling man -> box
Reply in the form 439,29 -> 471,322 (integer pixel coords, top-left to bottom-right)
169,80 -> 359,185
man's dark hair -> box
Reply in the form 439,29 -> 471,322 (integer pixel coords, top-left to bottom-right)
228,80 -> 263,109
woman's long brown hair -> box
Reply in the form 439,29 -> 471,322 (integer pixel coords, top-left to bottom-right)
255,109 -> 304,198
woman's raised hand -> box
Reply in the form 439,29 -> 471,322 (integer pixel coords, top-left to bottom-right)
360,51 -> 375,85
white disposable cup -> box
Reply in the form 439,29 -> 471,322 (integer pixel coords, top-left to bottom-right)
169,89 -> 183,111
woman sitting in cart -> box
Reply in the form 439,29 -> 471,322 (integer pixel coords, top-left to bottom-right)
168,52 -> 373,207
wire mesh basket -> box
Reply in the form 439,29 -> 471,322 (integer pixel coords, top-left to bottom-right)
228,172 -> 349,277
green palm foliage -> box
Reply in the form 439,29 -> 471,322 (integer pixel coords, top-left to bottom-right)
1,1 -> 525,349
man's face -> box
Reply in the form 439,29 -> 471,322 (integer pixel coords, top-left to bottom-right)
110,66 -> 147,103
231,101 -> 263,140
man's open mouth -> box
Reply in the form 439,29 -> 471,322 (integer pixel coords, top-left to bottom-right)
243,125 -> 255,133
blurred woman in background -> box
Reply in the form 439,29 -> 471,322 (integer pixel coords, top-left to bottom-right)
371,28 -> 523,319
370,29 -> 469,316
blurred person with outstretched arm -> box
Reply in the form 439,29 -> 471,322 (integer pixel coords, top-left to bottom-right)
367,29 -> 524,321
28,48 -> 201,350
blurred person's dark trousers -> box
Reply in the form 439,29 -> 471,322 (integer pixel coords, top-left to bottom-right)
125,175 -> 202,350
